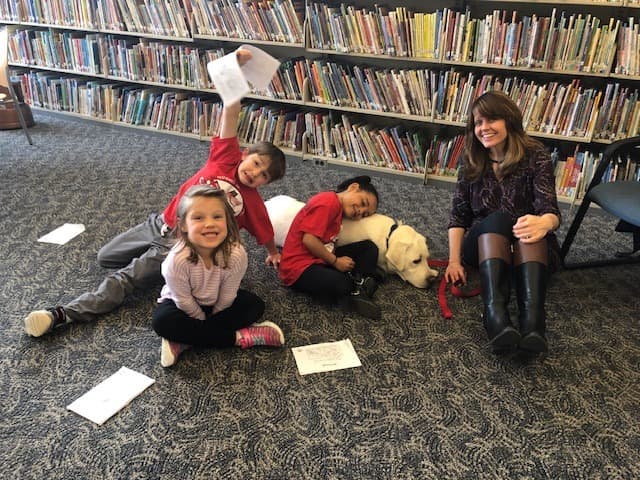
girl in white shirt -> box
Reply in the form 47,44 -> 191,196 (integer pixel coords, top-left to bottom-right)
152,185 -> 284,367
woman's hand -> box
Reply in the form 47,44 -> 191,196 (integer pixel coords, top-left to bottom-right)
445,261 -> 466,286
513,214 -> 558,243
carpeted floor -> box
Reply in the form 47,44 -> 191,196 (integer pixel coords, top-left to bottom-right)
1,112 -> 639,479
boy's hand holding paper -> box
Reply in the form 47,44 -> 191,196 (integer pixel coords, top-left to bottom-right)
207,45 -> 280,105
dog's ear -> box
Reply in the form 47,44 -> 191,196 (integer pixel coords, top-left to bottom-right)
385,239 -> 408,271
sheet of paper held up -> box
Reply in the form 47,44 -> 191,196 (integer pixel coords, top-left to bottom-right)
292,339 -> 362,375
37,223 -> 85,245
207,44 -> 280,105
67,367 -> 155,425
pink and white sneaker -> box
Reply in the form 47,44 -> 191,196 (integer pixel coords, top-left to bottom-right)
237,321 -> 285,349
160,338 -> 190,367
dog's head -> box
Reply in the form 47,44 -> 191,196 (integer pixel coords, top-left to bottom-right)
384,225 -> 439,288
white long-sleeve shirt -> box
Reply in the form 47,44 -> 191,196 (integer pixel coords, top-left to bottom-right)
158,241 -> 248,320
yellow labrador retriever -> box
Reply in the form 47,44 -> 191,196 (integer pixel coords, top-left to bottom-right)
337,214 -> 439,288
266,195 -> 438,288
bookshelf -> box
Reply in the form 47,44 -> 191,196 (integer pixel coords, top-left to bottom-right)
2,0 -> 639,203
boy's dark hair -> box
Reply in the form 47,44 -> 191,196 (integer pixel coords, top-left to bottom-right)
248,141 -> 286,182
336,175 -> 379,204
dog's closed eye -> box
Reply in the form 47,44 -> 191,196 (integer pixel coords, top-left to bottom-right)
412,257 -> 422,265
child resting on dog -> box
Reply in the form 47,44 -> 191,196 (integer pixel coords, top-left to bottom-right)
278,175 -> 384,320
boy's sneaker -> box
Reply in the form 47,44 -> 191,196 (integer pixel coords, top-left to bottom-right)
237,321 -> 285,349
160,338 -> 190,368
346,290 -> 382,320
24,306 -> 66,337
360,276 -> 379,298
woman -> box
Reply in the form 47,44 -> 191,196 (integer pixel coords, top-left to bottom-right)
445,90 -> 561,355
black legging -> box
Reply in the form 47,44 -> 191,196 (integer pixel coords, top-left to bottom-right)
291,240 -> 378,304
152,289 -> 265,347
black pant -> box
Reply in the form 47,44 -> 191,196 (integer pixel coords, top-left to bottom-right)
152,289 -> 265,347
291,240 -> 378,304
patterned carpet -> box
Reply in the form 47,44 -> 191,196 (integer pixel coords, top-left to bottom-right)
1,112 -> 639,479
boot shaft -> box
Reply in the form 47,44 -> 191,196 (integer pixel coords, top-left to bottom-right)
479,257 -> 519,350
514,261 -> 548,336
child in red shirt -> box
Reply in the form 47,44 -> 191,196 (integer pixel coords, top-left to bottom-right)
279,176 -> 383,320
25,48 -> 287,337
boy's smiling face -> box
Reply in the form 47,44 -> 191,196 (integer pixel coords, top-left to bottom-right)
340,183 -> 378,220
237,151 -> 271,188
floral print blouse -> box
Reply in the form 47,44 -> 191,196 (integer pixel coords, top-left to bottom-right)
448,147 -> 562,270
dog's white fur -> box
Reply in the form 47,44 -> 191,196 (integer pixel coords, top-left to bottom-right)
265,194 -> 306,248
265,195 -> 438,288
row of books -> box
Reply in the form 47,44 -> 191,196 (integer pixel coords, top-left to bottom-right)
591,83 -> 640,141
306,2 -> 639,76
304,57 -> 640,142
2,2 -> 638,77
307,111 -> 640,188
17,70 -> 306,145
189,0 -> 304,44
236,103 -> 306,151
614,17 -> 640,75
0,0 -> 190,37
9,25 -> 639,142
425,134 -> 465,177
7,29 -> 307,98
15,69 -> 640,194
553,147 -> 640,201
304,111 -> 427,173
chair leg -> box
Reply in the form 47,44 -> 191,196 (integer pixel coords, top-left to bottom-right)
9,87 -> 32,145
614,220 -> 640,258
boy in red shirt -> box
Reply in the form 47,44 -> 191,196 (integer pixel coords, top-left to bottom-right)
279,176 -> 382,320
25,48 -> 286,337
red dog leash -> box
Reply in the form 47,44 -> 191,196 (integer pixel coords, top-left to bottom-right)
428,259 -> 480,319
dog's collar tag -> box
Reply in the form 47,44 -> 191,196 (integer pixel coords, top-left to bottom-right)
386,223 -> 399,250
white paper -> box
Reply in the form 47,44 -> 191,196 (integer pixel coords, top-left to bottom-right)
239,45 -> 281,90
207,45 -> 280,105
67,367 -> 155,425
292,339 -> 362,375
37,223 -> 85,244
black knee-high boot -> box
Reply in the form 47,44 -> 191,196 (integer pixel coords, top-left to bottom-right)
479,258 -> 521,352
515,262 -> 548,353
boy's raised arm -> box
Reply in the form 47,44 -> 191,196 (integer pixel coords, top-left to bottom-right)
219,101 -> 241,139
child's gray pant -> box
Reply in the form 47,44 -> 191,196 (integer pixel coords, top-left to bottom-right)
64,213 -> 174,322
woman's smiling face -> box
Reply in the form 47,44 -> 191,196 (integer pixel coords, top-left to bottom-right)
473,110 -> 508,156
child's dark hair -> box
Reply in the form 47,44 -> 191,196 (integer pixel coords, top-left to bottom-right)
336,175 -> 379,204
175,185 -> 242,267
248,141 -> 286,182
